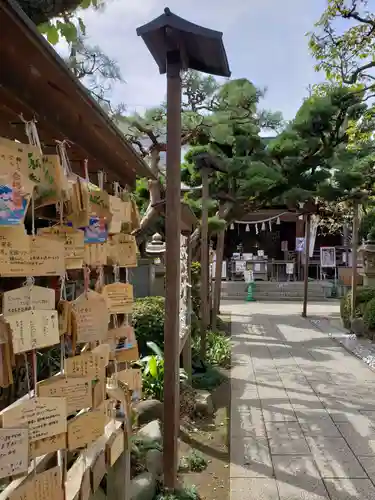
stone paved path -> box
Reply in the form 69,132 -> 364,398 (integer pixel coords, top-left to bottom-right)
221,302 -> 375,500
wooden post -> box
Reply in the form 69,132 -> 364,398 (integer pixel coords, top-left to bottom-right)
302,214 -> 311,318
351,202 -> 359,321
212,207 -> 225,331
163,50 -> 181,490
182,234 -> 192,382
200,168 -> 210,360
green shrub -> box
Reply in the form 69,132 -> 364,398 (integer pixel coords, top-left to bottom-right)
340,287 -> 375,328
192,330 -> 231,368
364,297 -> 375,331
132,297 -> 165,355
139,341 -> 188,401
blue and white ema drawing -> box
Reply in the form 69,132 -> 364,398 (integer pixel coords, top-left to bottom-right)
0,184 -> 28,226
84,216 -> 108,244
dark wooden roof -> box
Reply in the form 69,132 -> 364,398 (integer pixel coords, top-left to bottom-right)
0,0 -> 154,186
136,8 -> 231,78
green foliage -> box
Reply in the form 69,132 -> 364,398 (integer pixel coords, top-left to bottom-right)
132,297 -> 165,355
179,451 -> 208,473
192,331 -> 231,368
340,287 -> 375,327
363,298 -> 375,331
139,342 -> 188,401
309,1 -> 375,143
155,485 -> 201,500
37,0 -> 104,45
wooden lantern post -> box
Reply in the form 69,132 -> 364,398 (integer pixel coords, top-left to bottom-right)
136,9 -> 230,489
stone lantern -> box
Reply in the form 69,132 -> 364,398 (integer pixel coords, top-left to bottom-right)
359,227 -> 375,286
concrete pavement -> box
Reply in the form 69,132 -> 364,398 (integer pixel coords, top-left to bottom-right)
222,301 -> 375,500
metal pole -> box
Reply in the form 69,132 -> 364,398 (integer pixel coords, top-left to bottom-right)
200,168 -> 209,359
351,202 -> 359,322
302,214 -> 311,318
163,50 -> 181,490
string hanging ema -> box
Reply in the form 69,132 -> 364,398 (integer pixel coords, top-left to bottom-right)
56,140 -> 74,177
20,115 -> 43,154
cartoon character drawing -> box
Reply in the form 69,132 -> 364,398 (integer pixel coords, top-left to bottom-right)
0,184 -> 27,225
84,217 -> 108,243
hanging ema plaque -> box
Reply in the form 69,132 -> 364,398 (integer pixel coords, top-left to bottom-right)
0,428 -> 29,479
3,286 -> 55,316
67,409 -> 106,450
38,225 -> 84,270
101,283 -> 133,314
6,310 -> 59,353
8,465 -> 64,500
71,291 -> 109,343
64,351 -> 107,379
37,375 -> 93,415
0,231 -> 65,277
2,397 -> 67,443
108,233 -> 137,268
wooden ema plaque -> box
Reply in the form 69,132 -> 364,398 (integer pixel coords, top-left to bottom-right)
34,155 -> 69,208
0,428 -> 29,479
0,138 -> 41,182
88,183 -> 111,221
115,344 -> 139,363
29,432 -> 67,460
0,227 -> 30,276
64,351 -> 106,379
108,196 -> 131,234
101,283 -> 133,314
67,409 -> 106,450
3,286 -> 55,316
38,225 -> 84,270
117,369 -> 142,399
6,310 -> 59,353
91,344 -> 111,367
2,397 -> 67,443
91,450 -> 106,492
109,325 -> 136,349
83,242 -> 107,267
9,465 -> 64,500
106,428 -> 124,467
108,234 -> 137,268
37,375 -> 93,415
0,232 -> 65,277
71,291 -> 109,344
57,299 -> 71,336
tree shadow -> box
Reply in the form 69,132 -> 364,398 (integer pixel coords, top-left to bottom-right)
187,311 -> 375,500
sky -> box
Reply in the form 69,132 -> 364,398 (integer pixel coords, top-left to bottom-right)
59,0 -> 330,121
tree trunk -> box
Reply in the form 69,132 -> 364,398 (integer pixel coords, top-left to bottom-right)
211,205 -> 226,331
200,169 -> 210,360
133,149 -> 162,242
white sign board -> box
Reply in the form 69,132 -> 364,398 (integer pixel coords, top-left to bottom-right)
320,246 -> 336,268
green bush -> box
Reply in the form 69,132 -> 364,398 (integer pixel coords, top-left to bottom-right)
132,297 -> 165,355
364,297 -> 375,331
340,287 -> 375,328
192,330 -> 231,368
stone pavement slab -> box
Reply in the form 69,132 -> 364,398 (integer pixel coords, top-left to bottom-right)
225,301 -> 375,499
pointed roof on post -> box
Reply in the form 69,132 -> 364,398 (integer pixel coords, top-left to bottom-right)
136,8 -> 231,77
